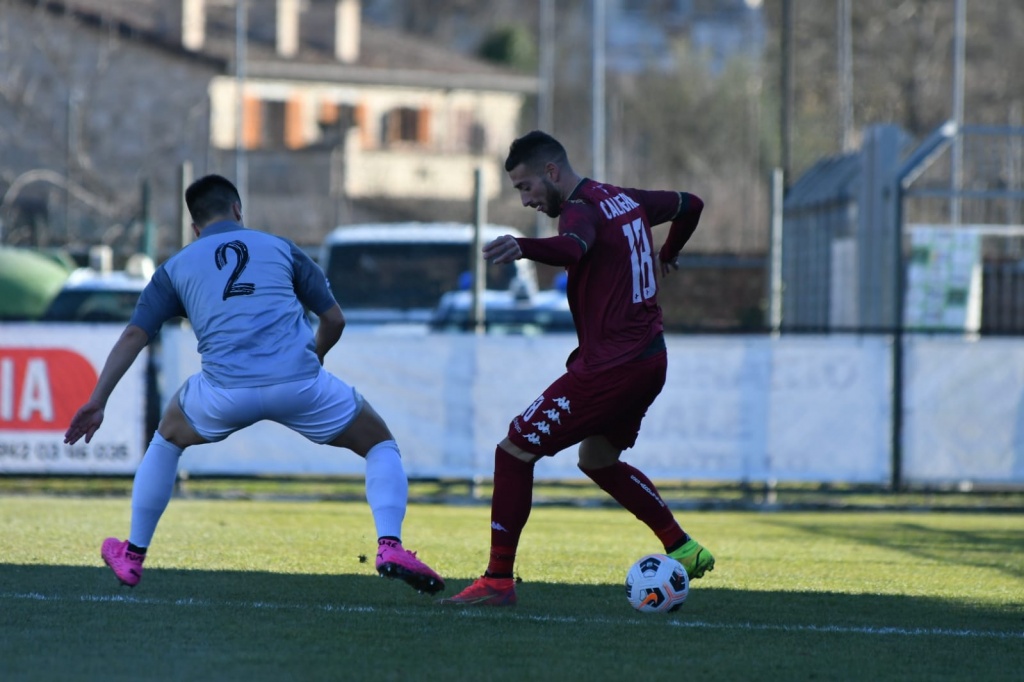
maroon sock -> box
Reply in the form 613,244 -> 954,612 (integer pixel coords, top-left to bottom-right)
486,446 -> 535,577
581,461 -> 687,550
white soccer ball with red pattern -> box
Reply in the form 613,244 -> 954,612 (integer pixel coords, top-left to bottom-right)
625,553 -> 689,613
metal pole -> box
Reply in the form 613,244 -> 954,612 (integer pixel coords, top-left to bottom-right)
837,0 -> 854,152
536,0 -> 556,237
141,179 -> 155,260
951,0 -> 966,225
768,167 -> 785,333
235,0 -> 249,210
891,180 -> 906,491
1010,102 -> 1022,227
65,88 -> 82,245
538,0 -> 555,134
780,0 -> 793,186
591,0 -> 606,181
887,121 -> 959,491
471,166 -> 487,335
180,161 -> 194,249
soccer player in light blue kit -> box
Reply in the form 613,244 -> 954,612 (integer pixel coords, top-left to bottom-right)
64,174 -> 445,594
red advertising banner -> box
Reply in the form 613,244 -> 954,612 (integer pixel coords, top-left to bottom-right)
0,325 -> 146,474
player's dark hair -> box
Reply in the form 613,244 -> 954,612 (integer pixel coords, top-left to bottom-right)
185,174 -> 241,225
504,130 -> 568,173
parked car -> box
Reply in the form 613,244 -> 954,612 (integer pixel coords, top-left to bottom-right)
319,222 -> 539,327
39,256 -> 161,437
41,261 -> 152,323
430,274 -> 574,334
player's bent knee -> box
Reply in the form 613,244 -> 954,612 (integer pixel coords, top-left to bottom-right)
498,437 -> 541,464
577,457 -> 614,472
327,400 -> 395,456
157,400 -> 206,448
577,437 -> 621,470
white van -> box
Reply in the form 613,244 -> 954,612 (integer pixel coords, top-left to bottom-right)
319,222 -> 541,326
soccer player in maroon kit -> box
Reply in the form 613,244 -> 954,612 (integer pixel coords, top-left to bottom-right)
441,131 -> 714,606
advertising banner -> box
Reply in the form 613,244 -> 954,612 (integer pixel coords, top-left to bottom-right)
0,324 -> 147,474
162,329 -> 892,483
904,336 -> 1024,484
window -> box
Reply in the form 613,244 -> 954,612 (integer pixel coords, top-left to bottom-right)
261,100 -> 287,149
381,107 -> 429,147
324,242 -> 518,311
242,97 -> 289,150
317,102 -> 357,147
454,110 -> 487,153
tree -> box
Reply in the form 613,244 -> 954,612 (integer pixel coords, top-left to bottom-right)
760,0 -> 1024,178
477,25 -> 537,72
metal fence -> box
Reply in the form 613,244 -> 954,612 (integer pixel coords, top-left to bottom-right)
781,122 -> 1024,334
778,121 -> 1024,488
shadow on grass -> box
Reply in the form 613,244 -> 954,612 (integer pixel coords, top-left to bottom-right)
1,564 -> 1021,681
758,516 -> 1024,581
2,563 -> 1021,629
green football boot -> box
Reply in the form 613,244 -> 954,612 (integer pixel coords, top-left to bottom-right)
669,538 -> 715,580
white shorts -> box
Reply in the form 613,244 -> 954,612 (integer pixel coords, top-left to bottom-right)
177,369 -> 364,444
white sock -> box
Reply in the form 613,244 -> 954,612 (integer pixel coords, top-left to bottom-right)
128,432 -> 183,548
364,440 -> 408,541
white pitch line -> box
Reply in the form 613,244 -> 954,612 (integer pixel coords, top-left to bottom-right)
3,591 -> 1021,640
666,619 -> 1024,639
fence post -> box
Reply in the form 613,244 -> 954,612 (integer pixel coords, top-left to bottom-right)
768,167 -> 785,333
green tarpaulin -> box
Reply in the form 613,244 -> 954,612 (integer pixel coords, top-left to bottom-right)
0,247 -> 71,320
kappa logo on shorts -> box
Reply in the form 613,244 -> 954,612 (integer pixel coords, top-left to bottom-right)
543,408 -> 562,424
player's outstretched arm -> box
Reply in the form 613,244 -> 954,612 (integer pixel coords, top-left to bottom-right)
64,325 -> 149,444
487,233 -> 587,267
482,234 -> 523,264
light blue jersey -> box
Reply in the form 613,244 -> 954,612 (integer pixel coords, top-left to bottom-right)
130,221 -> 337,388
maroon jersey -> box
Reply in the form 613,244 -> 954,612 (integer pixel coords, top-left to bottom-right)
518,179 -> 697,373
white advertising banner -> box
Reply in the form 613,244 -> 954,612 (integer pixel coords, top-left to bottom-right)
164,327 -> 577,478
763,337 -> 893,481
163,328 -> 892,483
0,324 -> 147,474
634,336 -> 891,483
5,323 -> 1021,485
904,336 -> 1024,484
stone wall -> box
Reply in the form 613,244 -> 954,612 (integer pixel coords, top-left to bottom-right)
0,3 -> 216,258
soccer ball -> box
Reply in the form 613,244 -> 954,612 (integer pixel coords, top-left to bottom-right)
624,553 -> 689,613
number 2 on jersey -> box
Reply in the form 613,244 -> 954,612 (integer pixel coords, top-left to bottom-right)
215,240 -> 256,300
622,218 -> 656,303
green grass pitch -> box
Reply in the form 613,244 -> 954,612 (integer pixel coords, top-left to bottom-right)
1,495 -> 1021,681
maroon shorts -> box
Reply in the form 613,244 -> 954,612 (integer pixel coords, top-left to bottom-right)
506,346 -> 667,456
